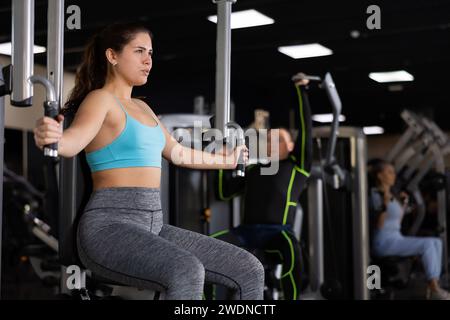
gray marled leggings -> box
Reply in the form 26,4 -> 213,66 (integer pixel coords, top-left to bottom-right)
77,187 -> 264,300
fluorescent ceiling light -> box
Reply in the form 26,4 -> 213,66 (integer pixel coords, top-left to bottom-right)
0,42 -> 46,56
207,9 -> 274,29
312,114 -> 346,123
278,43 -> 333,59
363,126 -> 385,135
369,70 -> 414,83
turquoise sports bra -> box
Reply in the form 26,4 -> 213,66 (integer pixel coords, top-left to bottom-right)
85,97 -> 166,173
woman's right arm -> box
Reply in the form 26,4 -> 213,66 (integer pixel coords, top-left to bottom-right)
375,190 -> 391,229
33,90 -> 111,157
376,212 -> 387,229
369,188 -> 388,230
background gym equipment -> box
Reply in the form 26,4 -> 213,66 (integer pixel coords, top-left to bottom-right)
294,73 -> 370,300
363,109 -> 450,300
384,110 -> 450,289
305,127 -> 369,300
1,0 -> 62,298
159,113 -> 230,235
2,165 -> 61,298
214,0 -> 245,178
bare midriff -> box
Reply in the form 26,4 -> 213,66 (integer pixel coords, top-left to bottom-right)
91,167 -> 161,190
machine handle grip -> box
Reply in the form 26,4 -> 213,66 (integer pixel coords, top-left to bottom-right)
43,100 -> 59,158
235,138 -> 245,177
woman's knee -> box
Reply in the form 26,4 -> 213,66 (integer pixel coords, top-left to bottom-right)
422,238 -> 439,254
169,254 -> 205,285
433,237 -> 443,248
432,237 -> 443,254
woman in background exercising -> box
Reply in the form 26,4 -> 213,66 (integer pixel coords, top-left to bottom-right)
368,159 -> 449,300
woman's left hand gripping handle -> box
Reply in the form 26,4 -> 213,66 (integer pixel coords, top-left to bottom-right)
34,102 -> 64,157
43,101 -> 61,157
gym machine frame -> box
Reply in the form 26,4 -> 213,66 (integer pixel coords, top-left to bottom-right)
298,73 -> 370,300
0,0 -> 63,298
387,110 -> 450,285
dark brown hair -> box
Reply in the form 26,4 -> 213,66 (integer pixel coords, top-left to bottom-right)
367,158 -> 391,188
63,23 -> 152,115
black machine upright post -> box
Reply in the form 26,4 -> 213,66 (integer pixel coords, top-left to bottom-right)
0,66 -> 7,299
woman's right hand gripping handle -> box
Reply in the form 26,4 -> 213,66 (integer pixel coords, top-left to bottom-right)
33,114 -> 64,153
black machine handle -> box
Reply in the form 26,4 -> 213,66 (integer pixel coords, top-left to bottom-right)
0,65 -> 13,97
235,136 -> 245,177
211,116 -> 246,177
43,100 -> 59,158
225,121 -> 245,177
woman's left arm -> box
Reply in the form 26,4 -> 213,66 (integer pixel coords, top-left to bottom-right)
143,103 -> 247,170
